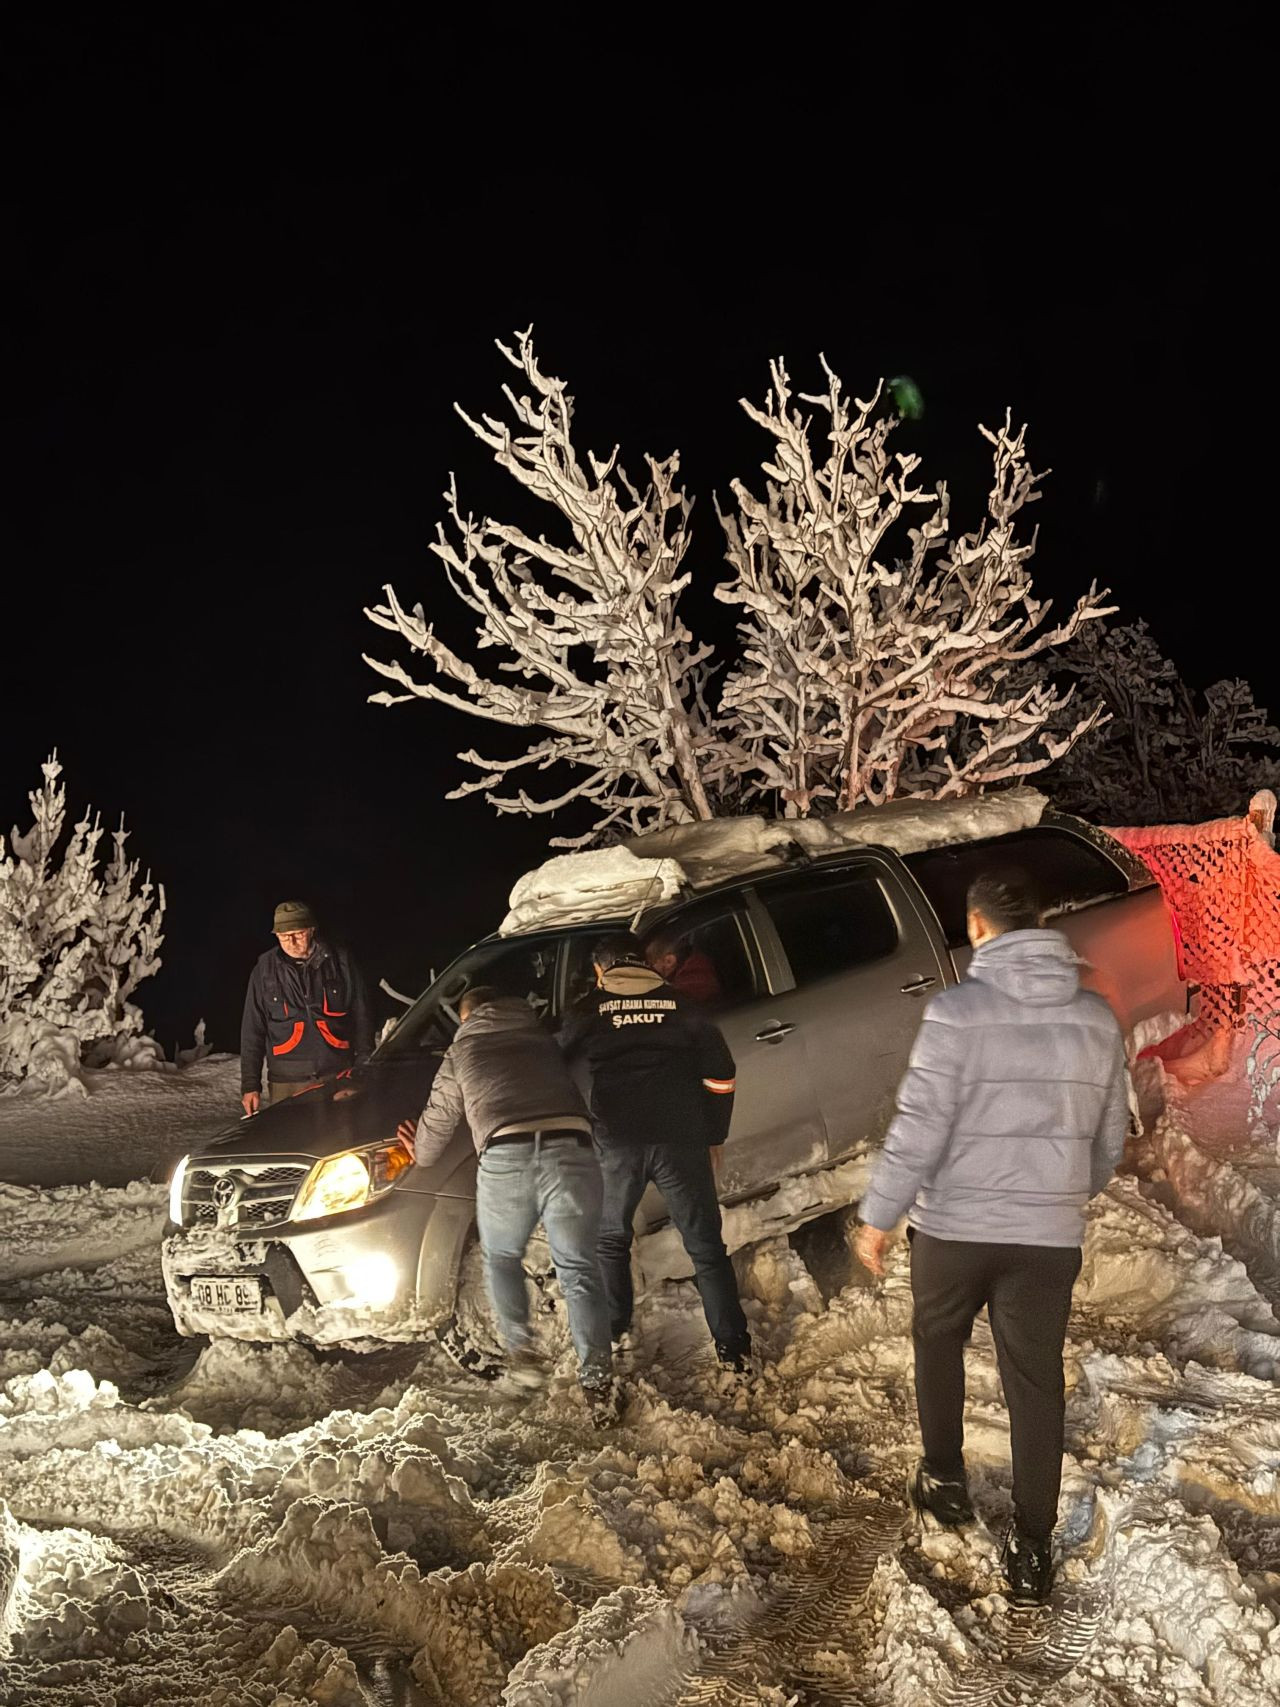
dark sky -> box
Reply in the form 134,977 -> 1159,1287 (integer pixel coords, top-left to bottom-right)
3,21 -> 1265,1054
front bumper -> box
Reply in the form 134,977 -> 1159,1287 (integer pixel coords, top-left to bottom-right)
161,1183 -> 472,1346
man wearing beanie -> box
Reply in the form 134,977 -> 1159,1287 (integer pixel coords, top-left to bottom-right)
240,901 -> 372,1115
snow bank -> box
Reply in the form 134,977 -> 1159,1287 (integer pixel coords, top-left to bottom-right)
1079,1177 -> 1280,1381
5,1026 -> 1280,1702
0,1177 -> 167,1285
0,1050 -> 239,1188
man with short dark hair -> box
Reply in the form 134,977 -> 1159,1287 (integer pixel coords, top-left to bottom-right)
560,932 -> 751,1372
400,985 -> 615,1415
240,901 -> 372,1115
855,865 -> 1129,1604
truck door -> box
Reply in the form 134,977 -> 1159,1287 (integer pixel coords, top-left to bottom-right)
633,898 -> 828,1207
750,858 -> 951,1163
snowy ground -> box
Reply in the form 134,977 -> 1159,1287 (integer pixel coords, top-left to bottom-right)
0,1055 -> 240,1187
3,1049 -> 1280,1703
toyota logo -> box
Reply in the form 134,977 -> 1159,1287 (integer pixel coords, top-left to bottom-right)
212,1175 -> 238,1210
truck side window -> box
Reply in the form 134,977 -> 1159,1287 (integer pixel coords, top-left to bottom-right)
906,828 -> 1129,948
759,869 -> 898,986
641,910 -> 758,1009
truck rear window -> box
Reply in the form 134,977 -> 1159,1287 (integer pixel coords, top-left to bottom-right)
906,828 -> 1129,948
758,868 -> 899,985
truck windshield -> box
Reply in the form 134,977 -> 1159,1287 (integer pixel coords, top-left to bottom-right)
374,937 -> 561,1056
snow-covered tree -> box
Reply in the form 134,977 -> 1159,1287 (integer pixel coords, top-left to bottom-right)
364,330 -> 723,845
368,336 -> 1114,841
0,755 -> 165,1091
715,360 -> 1113,814
1041,621 -> 1280,824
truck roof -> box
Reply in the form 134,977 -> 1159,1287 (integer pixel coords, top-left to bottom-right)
499,788 -> 1054,936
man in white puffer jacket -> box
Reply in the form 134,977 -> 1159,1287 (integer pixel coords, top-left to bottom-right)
855,866 -> 1130,1605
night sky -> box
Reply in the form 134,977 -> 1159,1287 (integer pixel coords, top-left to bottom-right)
4,22 -> 1262,1056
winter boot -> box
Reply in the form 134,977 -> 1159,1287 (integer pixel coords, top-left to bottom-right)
907,1461 -> 975,1528
581,1376 -> 622,1429
1003,1527 -> 1054,1604
716,1337 -> 753,1374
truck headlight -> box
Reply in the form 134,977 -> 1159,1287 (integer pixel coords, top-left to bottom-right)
293,1139 -> 413,1222
342,1253 -> 399,1307
169,1155 -> 190,1226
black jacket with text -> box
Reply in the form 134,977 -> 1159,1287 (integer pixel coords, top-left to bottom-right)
240,940 -> 372,1091
558,962 -> 736,1149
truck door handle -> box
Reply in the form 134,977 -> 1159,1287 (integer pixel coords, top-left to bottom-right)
755,1021 -> 797,1043
900,975 -> 938,996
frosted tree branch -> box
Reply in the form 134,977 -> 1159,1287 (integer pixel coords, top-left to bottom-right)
715,361 -> 1113,813
368,339 -> 1123,842
365,329 -> 725,841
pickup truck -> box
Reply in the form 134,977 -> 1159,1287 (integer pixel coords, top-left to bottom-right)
161,795 -> 1186,1349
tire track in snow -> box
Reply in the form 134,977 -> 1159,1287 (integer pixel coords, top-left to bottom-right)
641,1496 -> 909,1704
933,1595 -> 1105,1706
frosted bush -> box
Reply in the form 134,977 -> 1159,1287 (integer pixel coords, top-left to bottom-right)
0,755 -> 165,1093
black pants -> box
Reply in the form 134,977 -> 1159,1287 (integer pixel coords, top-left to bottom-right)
910,1231 -> 1082,1541
596,1144 -> 749,1357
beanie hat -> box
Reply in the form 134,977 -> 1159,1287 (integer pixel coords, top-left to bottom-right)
272,900 -> 317,935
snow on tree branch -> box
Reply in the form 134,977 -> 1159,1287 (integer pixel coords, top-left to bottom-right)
364,329 -> 723,845
0,755 -> 166,1093
368,337 -> 1121,842
715,358 -> 1114,813
1041,621 -> 1280,824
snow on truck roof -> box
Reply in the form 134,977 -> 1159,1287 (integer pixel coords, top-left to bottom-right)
499,788 -> 1048,936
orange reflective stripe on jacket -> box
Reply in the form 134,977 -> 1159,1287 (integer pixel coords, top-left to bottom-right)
315,1020 -> 351,1050
272,1021 -> 305,1056
322,992 -> 347,1017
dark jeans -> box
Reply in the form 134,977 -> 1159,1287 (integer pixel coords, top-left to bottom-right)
597,1144 -> 749,1357
910,1231 -> 1082,1541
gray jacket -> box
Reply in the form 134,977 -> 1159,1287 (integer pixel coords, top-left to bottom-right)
859,929 -> 1129,1247
413,998 -> 590,1170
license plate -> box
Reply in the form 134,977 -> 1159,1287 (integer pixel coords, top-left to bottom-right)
191,1275 -> 263,1313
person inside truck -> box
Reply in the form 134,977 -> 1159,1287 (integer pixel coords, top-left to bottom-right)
645,929 -> 724,1005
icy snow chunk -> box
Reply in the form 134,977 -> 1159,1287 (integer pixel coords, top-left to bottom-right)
0,1500 -> 19,1646
513,1467 -> 646,1585
501,848 -> 684,935
624,816 -> 800,887
786,786 -> 1047,861
502,1583 -> 697,1706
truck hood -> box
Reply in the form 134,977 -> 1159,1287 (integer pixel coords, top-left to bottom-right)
191,1059 -> 440,1162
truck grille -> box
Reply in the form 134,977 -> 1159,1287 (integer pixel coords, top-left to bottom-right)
183,1162 -> 310,1229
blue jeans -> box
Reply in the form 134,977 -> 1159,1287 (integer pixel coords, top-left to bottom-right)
475,1137 -> 612,1385
596,1144 -> 749,1358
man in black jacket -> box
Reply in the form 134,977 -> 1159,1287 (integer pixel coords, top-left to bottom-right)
400,986 -> 614,1409
559,933 -> 751,1371
240,901 -> 372,1115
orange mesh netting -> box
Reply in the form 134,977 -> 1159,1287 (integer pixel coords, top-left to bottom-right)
1108,805 -> 1280,1044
